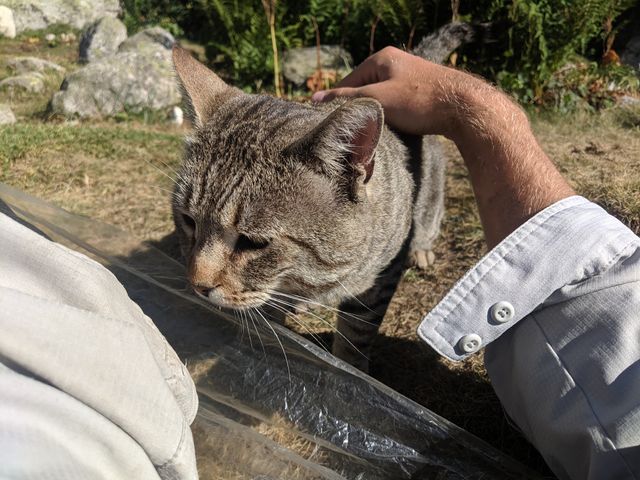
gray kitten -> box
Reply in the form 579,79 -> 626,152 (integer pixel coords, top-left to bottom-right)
171,47 -> 445,372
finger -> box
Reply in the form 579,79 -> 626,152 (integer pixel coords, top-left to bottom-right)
334,55 -> 381,88
312,87 -> 362,102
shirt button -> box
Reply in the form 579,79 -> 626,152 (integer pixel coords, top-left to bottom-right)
458,334 -> 482,353
490,301 -> 515,324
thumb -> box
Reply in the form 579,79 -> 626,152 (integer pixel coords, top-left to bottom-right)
312,87 -> 362,102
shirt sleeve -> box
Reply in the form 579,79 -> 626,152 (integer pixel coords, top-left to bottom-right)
417,195 -> 640,479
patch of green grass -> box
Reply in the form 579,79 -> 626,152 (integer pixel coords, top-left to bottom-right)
0,122 -> 184,238
0,122 -> 181,167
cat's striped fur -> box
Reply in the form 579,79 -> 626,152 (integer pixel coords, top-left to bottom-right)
172,47 -> 445,371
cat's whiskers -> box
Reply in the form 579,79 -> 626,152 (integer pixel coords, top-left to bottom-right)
143,158 -> 180,186
233,310 -> 246,343
247,309 -> 266,356
252,307 -> 291,382
267,296 -> 367,361
154,158 -> 181,178
148,184 -> 178,196
264,300 -> 329,352
266,289 -> 376,327
240,309 -> 254,350
335,278 -> 375,314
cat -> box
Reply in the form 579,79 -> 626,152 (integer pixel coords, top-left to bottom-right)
171,46 -> 446,372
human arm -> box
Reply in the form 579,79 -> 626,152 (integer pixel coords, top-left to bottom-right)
312,46 -> 575,247
315,47 -> 640,479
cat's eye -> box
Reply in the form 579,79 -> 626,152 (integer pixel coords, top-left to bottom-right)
180,212 -> 197,236
236,234 -> 270,251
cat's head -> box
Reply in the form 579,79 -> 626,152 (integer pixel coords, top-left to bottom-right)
172,47 -> 385,309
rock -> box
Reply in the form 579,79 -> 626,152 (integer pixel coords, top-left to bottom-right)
118,26 -> 175,53
60,31 -> 76,43
282,45 -> 352,86
0,0 -> 120,34
621,35 -> 640,72
49,44 -> 181,118
0,5 -> 15,38
0,72 -> 44,93
619,95 -> 640,107
79,16 -> 127,63
168,105 -> 183,126
44,33 -> 55,42
7,56 -> 65,74
0,103 -> 16,124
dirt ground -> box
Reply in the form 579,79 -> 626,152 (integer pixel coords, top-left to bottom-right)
2,33 -> 639,477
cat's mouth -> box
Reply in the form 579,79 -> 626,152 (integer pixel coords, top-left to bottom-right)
193,287 -> 269,310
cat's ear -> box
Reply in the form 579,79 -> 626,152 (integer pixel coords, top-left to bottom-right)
172,46 -> 237,127
287,98 -> 384,199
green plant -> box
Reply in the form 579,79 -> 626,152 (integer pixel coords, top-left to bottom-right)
543,59 -> 640,112
372,0 -> 426,49
121,0 -> 188,36
464,0 -> 636,105
199,0 -> 299,91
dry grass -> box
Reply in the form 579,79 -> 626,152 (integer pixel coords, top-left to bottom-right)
2,33 -> 639,477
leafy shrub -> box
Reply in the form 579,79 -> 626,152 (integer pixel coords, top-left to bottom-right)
119,0 -> 637,110
543,59 -> 640,112
121,0 -> 188,36
462,0 -> 636,105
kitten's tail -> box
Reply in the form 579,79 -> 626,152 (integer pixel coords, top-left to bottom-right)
411,21 -> 493,65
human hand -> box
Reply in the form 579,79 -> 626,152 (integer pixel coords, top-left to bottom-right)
314,46 -> 574,248
312,46 -> 472,137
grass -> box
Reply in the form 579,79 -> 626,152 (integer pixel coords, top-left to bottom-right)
1,31 -> 639,477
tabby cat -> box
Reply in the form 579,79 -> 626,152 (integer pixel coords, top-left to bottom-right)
171,46 -> 445,372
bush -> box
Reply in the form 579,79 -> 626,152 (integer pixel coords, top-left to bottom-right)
120,0 -> 639,109
462,0 -> 637,106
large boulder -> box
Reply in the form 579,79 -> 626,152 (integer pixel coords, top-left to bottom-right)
0,5 -> 15,38
0,104 -> 16,124
0,71 -> 44,93
118,26 -> 175,53
49,41 -> 180,118
7,56 -> 65,74
79,16 -> 127,63
0,0 -> 120,34
282,45 -> 352,85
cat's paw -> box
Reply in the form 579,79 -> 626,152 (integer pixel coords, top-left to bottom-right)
407,249 -> 436,270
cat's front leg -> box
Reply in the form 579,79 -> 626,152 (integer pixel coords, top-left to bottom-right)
333,255 -> 406,373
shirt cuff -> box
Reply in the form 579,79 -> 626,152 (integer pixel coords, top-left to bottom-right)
417,195 -> 640,361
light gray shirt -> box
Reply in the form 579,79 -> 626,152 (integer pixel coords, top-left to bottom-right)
418,196 -> 640,479
0,211 -> 199,480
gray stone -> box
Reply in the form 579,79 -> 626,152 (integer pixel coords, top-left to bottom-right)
282,45 -> 352,86
7,56 -> 65,74
0,0 -> 121,34
0,5 -> 15,38
118,27 -> 175,53
79,16 -> 127,63
0,103 -> 16,124
619,95 -> 640,107
621,35 -> 640,72
60,31 -> 76,43
168,105 -> 183,126
0,72 -> 44,93
49,44 -> 181,118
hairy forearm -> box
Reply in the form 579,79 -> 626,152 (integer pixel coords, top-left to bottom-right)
443,78 -> 574,248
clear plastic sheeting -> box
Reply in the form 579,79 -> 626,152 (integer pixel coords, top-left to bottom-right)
0,182 -> 542,480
